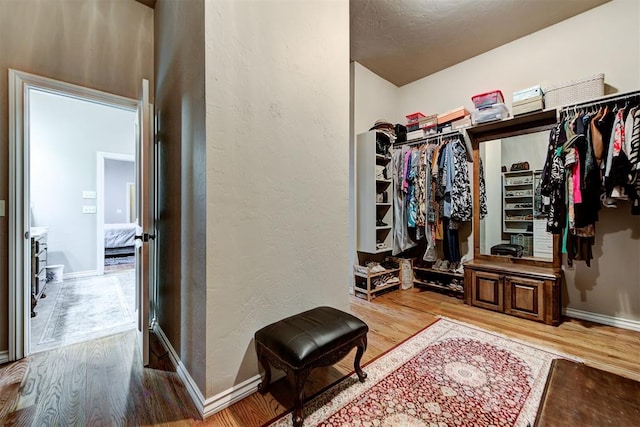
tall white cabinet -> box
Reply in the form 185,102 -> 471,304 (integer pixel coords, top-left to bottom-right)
356,131 -> 393,254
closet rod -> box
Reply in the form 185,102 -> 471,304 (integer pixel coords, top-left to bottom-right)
394,129 -> 462,147
560,89 -> 640,113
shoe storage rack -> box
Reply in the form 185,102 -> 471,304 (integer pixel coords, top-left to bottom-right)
353,261 -> 402,301
412,261 -> 464,297
502,170 -> 540,237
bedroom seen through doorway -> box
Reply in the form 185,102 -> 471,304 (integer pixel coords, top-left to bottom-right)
28,88 -> 138,354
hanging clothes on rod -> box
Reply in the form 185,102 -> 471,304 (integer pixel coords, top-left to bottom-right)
540,90 -> 640,266
390,130 -> 485,273
392,131 -> 456,255
561,91 -> 640,212
392,144 -> 417,255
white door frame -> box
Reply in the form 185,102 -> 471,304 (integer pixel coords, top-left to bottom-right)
8,69 -> 144,360
96,153 -> 135,277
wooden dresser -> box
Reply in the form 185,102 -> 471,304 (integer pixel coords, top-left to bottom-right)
465,111 -> 562,326
30,227 -> 48,317
464,259 -> 561,326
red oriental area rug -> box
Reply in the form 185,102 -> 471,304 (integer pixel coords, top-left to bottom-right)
268,318 -> 578,427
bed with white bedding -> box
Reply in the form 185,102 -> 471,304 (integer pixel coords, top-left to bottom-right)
104,223 -> 137,257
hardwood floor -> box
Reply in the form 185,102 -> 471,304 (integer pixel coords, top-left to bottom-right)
1,287 -> 638,426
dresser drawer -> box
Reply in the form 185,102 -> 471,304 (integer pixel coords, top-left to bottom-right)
35,269 -> 47,296
37,257 -> 47,275
469,269 -> 504,312
37,242 -> 47,258
504,276 -> 545,322
464,260 -> 561,326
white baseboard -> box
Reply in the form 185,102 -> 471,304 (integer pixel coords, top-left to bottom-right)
0,350 -> 8,364
564,308 -> 640,332
153,325 -> 267,419
153,325 -> 205,416
202,374 -> 262,418
63,270 -> 100,280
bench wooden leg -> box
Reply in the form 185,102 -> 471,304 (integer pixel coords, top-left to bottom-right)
287,367 -> 310,427
354,334 -> 368,382
255,324 -> 369,427
256,342 -> 271,394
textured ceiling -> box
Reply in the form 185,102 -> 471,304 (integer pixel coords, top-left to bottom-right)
351,0 -> 611,86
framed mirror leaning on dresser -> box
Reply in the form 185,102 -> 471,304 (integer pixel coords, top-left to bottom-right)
465,110 -> 563,325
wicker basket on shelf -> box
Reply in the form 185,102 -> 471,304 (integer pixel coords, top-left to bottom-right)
543,73 -> 604,108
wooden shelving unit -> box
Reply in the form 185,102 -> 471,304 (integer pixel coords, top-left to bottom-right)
356,132 -> 393,254
353,266 -> 402,301
502,170 -> 536,236
412,265 -> 464,296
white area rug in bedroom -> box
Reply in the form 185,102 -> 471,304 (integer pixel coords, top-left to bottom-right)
30,270 -> 136,353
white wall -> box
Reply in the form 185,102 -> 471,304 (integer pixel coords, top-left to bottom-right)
501,133 -> 548,174
0,0 -> 152,354
480,140 -> 503,253
398,0 -> 640,115
104,159 -> 135,224
204,0 -> 350,399
393,0 -> 640,323
352,62 -> 400,135
30,90 -> 135,274
350,62 -> 400,283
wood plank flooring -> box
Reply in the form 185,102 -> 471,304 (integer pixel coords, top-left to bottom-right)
0,287 -> 638,426
534,359 -> 640,426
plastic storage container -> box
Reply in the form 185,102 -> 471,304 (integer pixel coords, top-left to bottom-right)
405,112 -> 426,124
471,90 -> 505,109
471,103 -> 509,124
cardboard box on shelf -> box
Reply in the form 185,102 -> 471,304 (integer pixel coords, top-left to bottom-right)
450,115 -> 472,130
418,114 -> 438,129
513,85 -> 543,103
437,107 -> 470,125
513,96 -> 544,116
406,129 -> 425,141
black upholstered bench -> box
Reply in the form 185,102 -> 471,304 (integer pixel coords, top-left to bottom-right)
254,306 -> 368,427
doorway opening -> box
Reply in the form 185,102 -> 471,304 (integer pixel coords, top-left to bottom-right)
28,89 -> 138,354
8,70 -> 153,362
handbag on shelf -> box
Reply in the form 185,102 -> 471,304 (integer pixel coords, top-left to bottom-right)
510,161 -> 530,171
490,243 -> 524,257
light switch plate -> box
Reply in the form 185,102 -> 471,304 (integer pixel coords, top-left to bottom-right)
82,205 -> 97,214
82,190 -> 97,199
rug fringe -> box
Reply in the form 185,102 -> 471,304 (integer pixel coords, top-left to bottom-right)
435,315 -> 584,363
